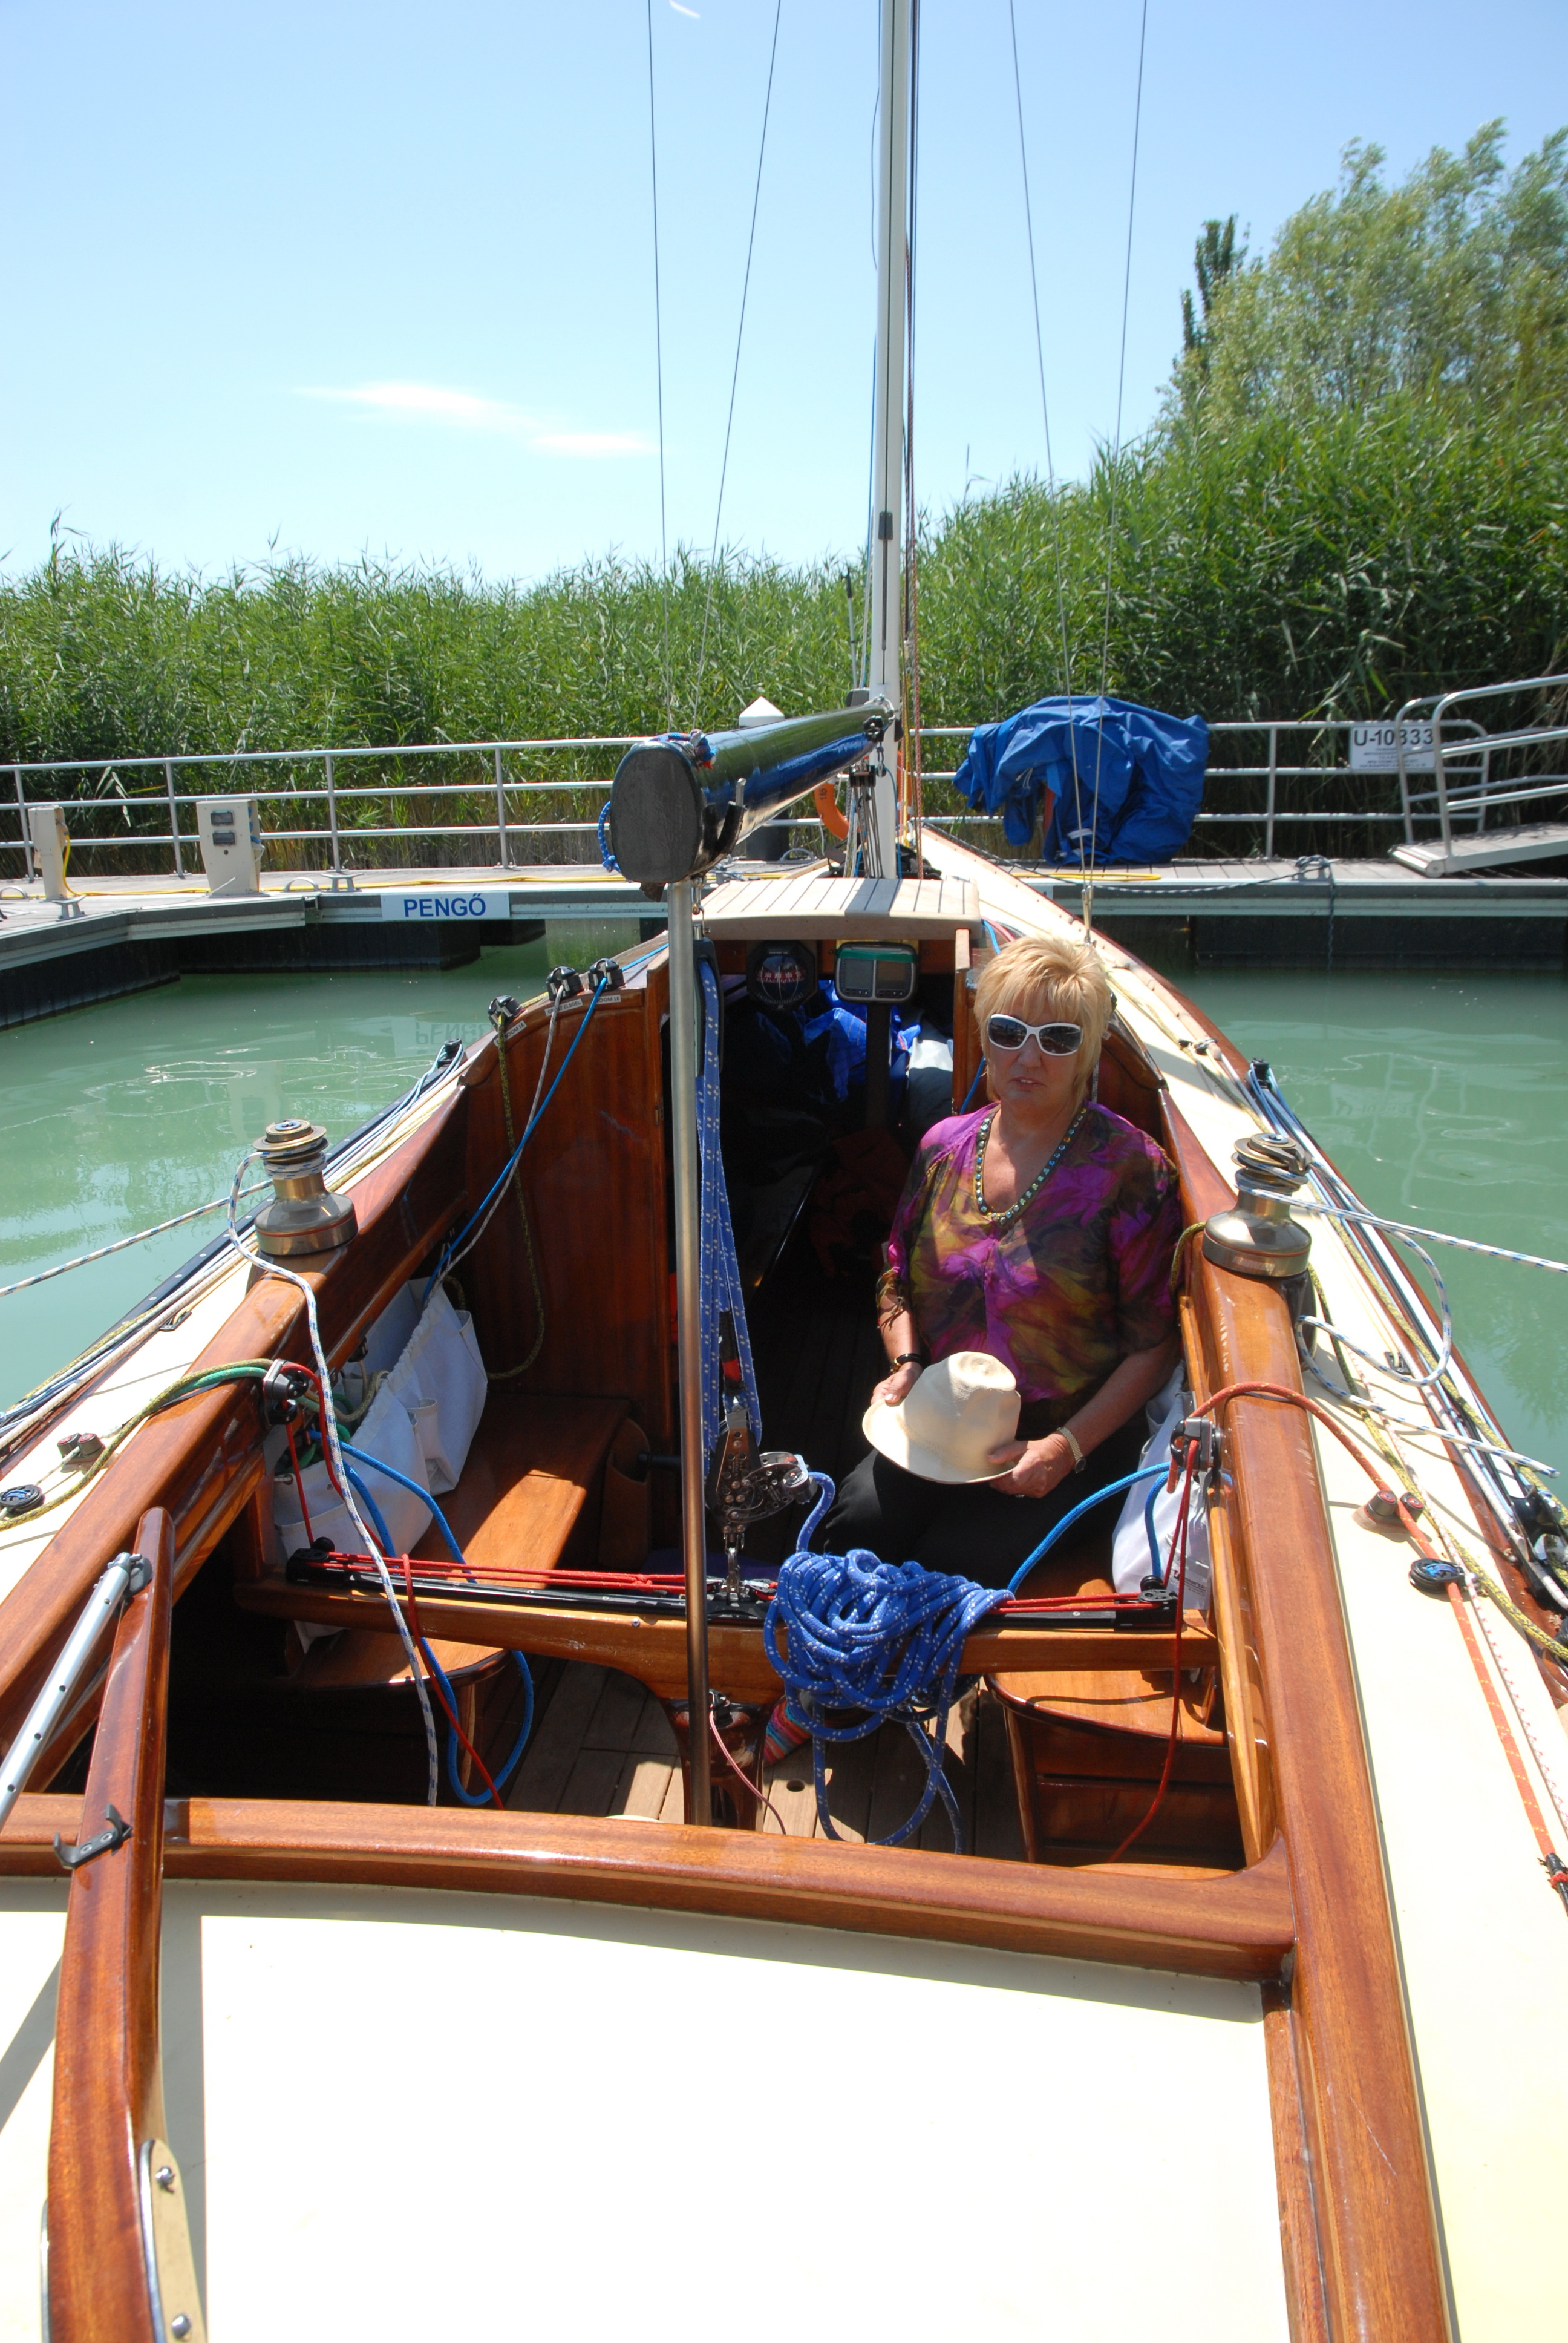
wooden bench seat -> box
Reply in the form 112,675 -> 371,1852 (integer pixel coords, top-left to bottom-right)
227,1390 -> 641,1800
407,1390 -> 635,1578
986,1547 -> 1241,1870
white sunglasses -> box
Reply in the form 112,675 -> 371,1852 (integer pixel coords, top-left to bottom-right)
985,1013 -> 1083,1056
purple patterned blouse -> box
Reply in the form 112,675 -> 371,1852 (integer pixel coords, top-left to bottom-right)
882,1103 -> 1180,1423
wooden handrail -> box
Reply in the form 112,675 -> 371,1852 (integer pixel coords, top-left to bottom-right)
45,1507 -> 204,2343
1162,1099 -> 1451,2341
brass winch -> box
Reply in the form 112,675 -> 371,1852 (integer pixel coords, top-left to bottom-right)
1202,1133 -> 1312,1282
252,1120 -> 358,1259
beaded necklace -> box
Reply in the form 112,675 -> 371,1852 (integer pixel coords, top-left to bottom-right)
973,1104 -> 1085,1229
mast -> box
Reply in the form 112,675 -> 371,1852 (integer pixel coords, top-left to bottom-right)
864,0 -> 912,877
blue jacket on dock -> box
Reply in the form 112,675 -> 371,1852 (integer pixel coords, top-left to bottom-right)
953,694 -> 1208,862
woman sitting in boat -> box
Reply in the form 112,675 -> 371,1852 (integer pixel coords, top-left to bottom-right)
819,931 -> 1181,1589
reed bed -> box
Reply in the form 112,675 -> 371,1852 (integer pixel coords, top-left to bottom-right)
4,129 -> 1563,866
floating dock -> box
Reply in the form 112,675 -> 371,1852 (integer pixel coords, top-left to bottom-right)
1023,856 -> 1568,968
0,854 -> 1561,1027
0,870 -> 662,1028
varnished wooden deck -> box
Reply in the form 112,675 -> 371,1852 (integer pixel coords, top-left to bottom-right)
509,1660 -> 1025,1858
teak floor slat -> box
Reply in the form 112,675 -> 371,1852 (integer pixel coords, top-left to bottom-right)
509,1661 -> 1024,1850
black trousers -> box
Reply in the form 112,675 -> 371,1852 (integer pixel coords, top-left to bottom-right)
817,1417 -> 1146,1590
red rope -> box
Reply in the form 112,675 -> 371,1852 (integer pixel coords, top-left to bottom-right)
284,1417 -> 315,1544
1193,1380 -> 1386,1487
707,1715 -> 789,1835
1103,1445 -> 1197,1864
400,1552 -> 503,1809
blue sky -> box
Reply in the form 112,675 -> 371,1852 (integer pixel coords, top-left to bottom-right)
1,0 -> 1563,586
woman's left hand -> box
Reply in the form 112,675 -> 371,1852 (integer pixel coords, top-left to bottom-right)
987,1433 -> 1077,1499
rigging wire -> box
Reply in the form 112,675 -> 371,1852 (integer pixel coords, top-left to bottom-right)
1006,0 -> 1082,883
646,0 -> 672,730
1085,0 -> 1151,935
691,0 -> 785,731
900,0 -> 924,860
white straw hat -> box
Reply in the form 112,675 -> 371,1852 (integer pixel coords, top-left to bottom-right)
863,1351 -> 1021,1484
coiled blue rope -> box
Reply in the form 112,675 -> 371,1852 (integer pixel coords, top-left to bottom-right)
696,959 -> 761,1462
342,1448 -> 534,1805
763,1472 -> 1008,1851
597,801 -> 620,873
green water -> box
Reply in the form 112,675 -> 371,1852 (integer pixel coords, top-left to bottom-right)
1180,967 -> 1568,1484
0,946 -> 549,1410
2,958 -> 1564,1485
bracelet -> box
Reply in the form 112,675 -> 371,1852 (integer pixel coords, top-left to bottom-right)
891,1352 -> 923,1369
1057,1424 -> 1086,1473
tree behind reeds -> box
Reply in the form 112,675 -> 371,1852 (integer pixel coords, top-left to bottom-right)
0,123 -> 1564,786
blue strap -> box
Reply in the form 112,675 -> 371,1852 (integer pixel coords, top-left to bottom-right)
763,1472 -> 1007,1851
1004,1464 -> 1168,1593
696,960 -> 762,1464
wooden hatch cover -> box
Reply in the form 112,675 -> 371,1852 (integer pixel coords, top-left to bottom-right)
699,872 -> 981,940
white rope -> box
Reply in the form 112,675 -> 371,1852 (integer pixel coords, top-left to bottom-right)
1297,1199 -> 1568,1279
0,1180 -> 271,1300
224,1148 -> 439,1803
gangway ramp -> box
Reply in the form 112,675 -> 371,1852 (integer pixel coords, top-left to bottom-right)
1390,822 -> 1568,877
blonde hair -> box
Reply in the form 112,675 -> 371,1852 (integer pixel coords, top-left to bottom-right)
973,932 -> 1114,1106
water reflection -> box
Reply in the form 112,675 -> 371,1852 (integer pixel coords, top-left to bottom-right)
0,945 -> 549,1409
1181,968 -> 1568,1480
2,949 -> 1562,1486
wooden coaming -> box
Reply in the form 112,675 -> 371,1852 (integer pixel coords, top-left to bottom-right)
1161,1095 -> 1451,2342
46,1509 -> 174,2343
2,1789 -> 1295,1981
460,987 -> 672,1450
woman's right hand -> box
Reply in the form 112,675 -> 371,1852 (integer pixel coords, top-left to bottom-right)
870,1360 -> 923,1410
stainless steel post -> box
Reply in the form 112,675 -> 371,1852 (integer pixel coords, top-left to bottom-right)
164,759 -> 185,878
864,0 -> 912,874
494,746 -> 509,869
1433,703 -> 1452,856
1264,725 -> 1278,860
0,1554 -> 142,1829
325,751 -> 341,874
666,879 -> 712,1823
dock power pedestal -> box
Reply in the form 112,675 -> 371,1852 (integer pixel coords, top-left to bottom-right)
197,797 -> 264,897
26,804 -> 70,900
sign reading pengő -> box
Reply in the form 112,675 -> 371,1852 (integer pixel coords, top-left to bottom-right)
379,890 -> 509,922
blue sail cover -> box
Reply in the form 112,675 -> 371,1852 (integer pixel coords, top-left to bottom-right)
953,695 -> 1208,862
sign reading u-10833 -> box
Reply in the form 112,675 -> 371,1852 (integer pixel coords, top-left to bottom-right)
378,890 -> 509,922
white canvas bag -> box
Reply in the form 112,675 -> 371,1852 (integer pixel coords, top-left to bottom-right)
384,1280 -> 488,1495
1110,1379 -> 1212,1611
